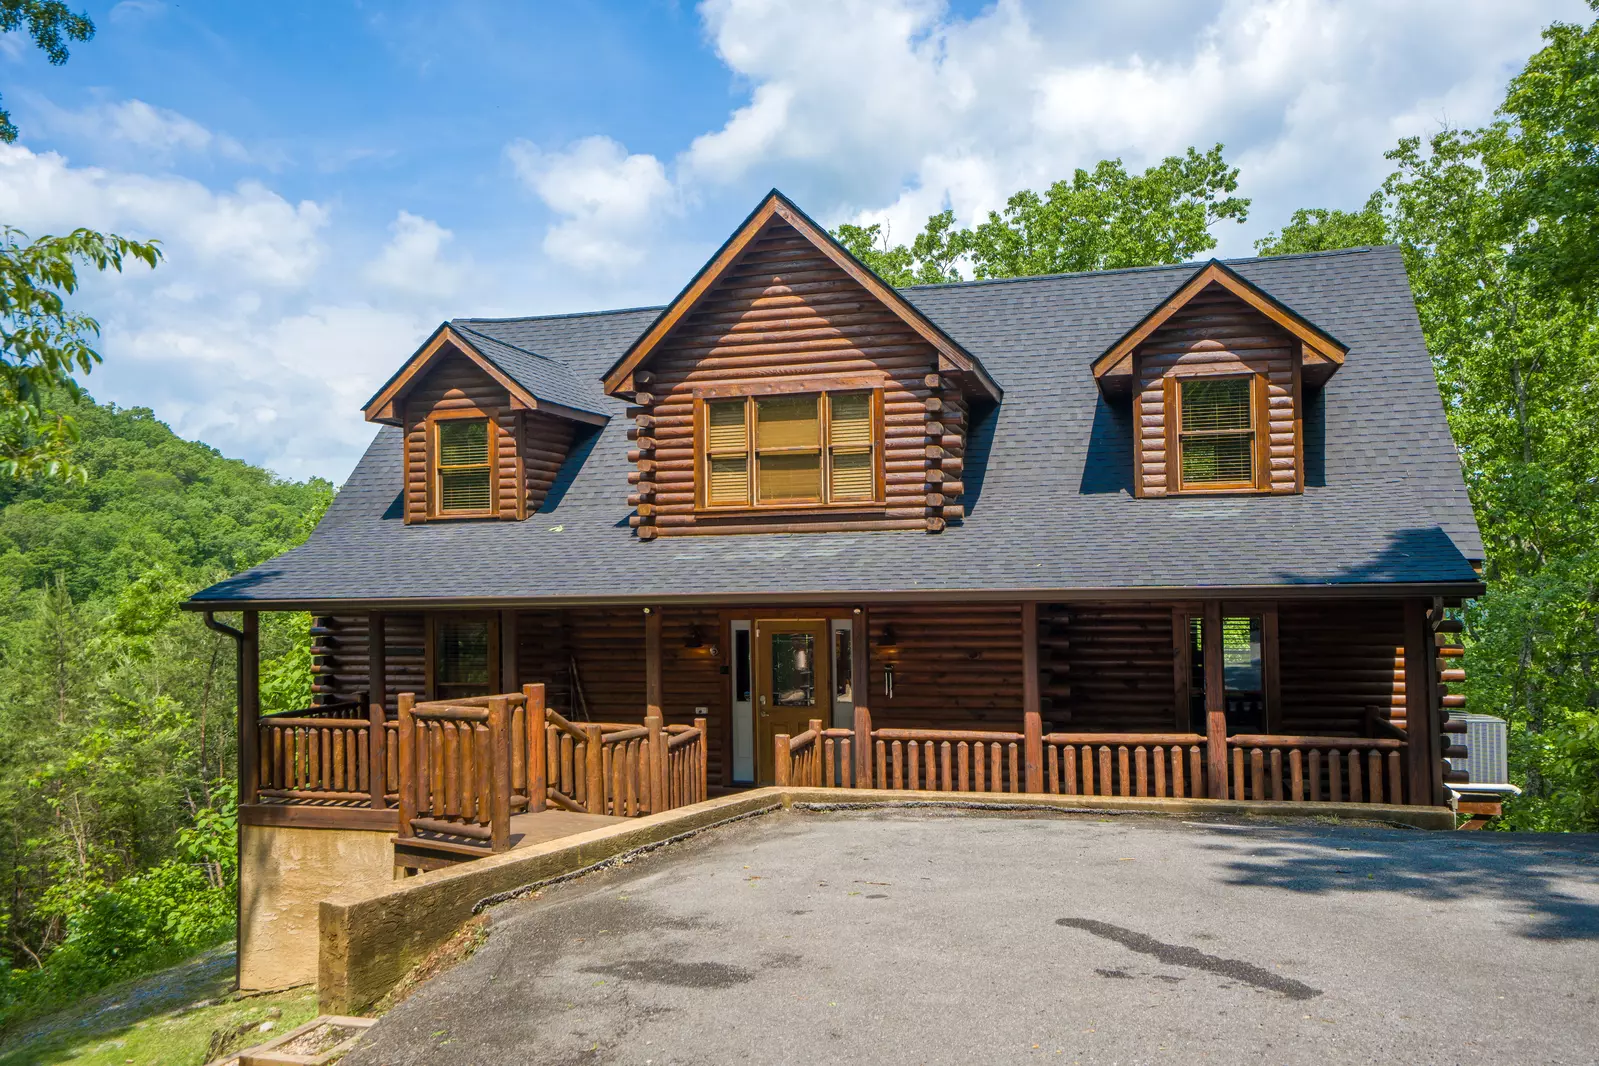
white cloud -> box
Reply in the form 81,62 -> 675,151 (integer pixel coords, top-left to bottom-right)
36,98 -> 251,163
0,143 -> 326,285
364,210 -> 465,298
507,135 -> 675,272
645,0 -> 1590,257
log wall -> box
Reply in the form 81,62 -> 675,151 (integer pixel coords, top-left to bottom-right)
627,218 -> 968,538
1040,602 -> 1179,732
312,613 -> 425,714
1278,600 -> 1407,736
866,604 -> 1024,726
1134,283 -> 1301,497
399,349 -> 576,523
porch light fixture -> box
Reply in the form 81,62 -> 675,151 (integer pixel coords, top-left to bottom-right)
683,623 -> 704,648
878,624 -> 898,647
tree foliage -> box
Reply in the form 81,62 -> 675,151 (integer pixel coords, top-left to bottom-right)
1,228 -> 162,481
0,1 -> 96,143
0,392 -> 330,1026
1255,13 -> 1599,830
834,145 -> 1249,285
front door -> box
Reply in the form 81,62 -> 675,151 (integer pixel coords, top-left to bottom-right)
754,619 -> 830,785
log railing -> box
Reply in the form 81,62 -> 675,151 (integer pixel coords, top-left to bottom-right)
875,728 -> 1026,793
392,686 -> 710,861
254,693 -> 388,807
1226,735 -> 1406,805
776,709 -> 1412,807
775,720 -> 824,787
395,694 -> 511,856
1043,733 -> 1208,799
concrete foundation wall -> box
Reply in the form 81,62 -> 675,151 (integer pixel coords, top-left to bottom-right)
241,823 -> 396,991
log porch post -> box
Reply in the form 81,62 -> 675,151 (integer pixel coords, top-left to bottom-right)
1203,601 -> 1228,798
367,611 -> 386,809
396,692 -> 417,839
1021,601 -> 1043,793
852,606 -> 872,788
644,606 -> 663,719
1404,598 -> 1446,807
488,697 -> 512,851
524,683 -> 547,813
240,610 -> 260,806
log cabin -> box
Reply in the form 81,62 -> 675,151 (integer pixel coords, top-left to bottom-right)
184,190 -> 1484,989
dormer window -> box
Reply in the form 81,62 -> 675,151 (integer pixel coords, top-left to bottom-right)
1176,376 -> 1258,490
434,417 -> 494,517
697,390 -> 882,511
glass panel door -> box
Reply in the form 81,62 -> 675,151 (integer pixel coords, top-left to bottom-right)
753,619 -> 830,785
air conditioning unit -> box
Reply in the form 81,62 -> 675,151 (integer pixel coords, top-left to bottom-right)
1448,714 -> 1509,785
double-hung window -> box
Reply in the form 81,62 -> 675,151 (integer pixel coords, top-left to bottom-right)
434,417 -> 494,516
1176,377 -> 1256,490
699,391 -> 879,509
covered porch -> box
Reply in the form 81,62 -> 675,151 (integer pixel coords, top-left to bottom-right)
218,592 -> 1466,830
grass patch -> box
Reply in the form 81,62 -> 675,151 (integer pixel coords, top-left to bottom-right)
0,945 -> 317,1066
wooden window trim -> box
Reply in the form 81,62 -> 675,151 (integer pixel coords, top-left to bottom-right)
1170,371 -> 1270,496
425,612 -> 501,702
693,388 -> 885,514
426,408 -> 501,520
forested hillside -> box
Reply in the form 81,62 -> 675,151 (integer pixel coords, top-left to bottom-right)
0,391 -> 331,1023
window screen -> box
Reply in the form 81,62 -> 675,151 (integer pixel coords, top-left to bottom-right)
1179,378 -> 1254,487
436,419 -> 493,514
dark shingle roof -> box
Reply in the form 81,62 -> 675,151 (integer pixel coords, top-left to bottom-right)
192,245 -> 1484,608
448,323 -> 610,418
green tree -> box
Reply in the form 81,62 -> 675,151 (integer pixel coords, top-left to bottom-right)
2,5 -> 161,481
1251,11 -> 1599,829
2,228 -> 162,480
0,0 -> 95,144
834,145 -> 1249,285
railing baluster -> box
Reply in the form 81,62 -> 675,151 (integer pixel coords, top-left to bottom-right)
1270,749 -> 1283,801
1153,746 -> 1166,798
1348,750 -> 1363,803
1289,750 -> 1303,801
1134,746 -> 1148,797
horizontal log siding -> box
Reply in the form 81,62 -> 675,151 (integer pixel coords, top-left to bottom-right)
521,412 -> 574,515
1134,284 -> 1300,497
867,604 -> 1024,726
515,610 -> 574,714
312,613 -> 424,714
1043,602 -> 1179,732
633,219 -> 960,537
1278,601 -> 1406,736
659,607 -> 728,785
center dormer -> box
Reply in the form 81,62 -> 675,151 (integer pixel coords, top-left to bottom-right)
602,190 -> 1000,539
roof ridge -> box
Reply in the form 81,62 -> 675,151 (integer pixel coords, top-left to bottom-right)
895,245 -> 1387,293
454,305 -> 666,327
453,322 -> 568,366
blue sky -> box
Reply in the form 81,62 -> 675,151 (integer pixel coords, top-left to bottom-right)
0,0 -> 1587,482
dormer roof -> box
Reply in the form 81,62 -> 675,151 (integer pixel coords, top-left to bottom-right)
600,189 -> 1003,403
1092,259 -> 1348,398
363,322 -> 610,426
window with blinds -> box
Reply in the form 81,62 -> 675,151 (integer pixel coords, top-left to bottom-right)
1178,377 -> 1255,488
705,400 -> 751,506
828,393 -> 874,500
755,395 -> 822,503
698,391 -> 880,509
435,418 -> 494,514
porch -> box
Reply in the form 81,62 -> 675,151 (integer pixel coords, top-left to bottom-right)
225,592 -> 1467,850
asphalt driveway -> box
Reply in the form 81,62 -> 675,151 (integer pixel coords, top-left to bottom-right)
344,809 -> 1599,1065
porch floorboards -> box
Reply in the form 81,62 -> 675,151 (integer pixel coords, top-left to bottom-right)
507,809 -> 627,849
